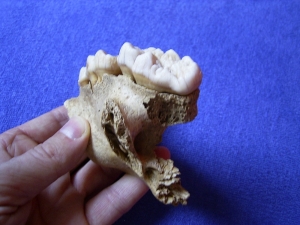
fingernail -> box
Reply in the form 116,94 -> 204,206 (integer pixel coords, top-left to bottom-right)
60,116 -> 86,139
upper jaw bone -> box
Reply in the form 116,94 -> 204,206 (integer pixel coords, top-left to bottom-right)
132,48 -> 202,95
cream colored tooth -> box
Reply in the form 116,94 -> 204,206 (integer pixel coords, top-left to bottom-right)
117,42 -> 143,80
160,49 -> 180,68
132,52 -> 177,93
86,50 -> 121,85
131,52 -> 159,87
86,55 -> 98,85
78,67 -> 89,87
132,47 -> 202,95
178,56 -> 202,92
94,50 -> 121,76
144,47 -> 164,59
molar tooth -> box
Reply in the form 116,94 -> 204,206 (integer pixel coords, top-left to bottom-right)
117,42 -> 143,80
128,43 -> 202,95
160,49 -> 180,68
132,52 -> 167,92
177,56 -> 202,93
144,47 -> 164,59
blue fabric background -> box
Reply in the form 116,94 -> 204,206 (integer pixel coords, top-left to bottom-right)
1,1 -> 299,224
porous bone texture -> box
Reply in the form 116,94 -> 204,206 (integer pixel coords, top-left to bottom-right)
65,73 -> 199,205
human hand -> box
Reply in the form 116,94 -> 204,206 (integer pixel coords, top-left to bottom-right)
0,106 -> 170,225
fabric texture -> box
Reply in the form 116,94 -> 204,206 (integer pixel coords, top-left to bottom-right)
1,1 -> 299,224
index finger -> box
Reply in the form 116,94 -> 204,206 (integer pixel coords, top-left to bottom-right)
1,106 -> 69,145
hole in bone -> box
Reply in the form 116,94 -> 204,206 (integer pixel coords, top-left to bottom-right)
144,167 -> 156,180
102,99 -> 143,171
143,102 -> 149,109
116,123 -> 126,137
104,123 -> 130,161
135,130 -> 159,157
109,112 -> 114,123
133,131 -> 154,160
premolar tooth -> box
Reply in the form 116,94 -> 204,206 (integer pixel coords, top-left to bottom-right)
117,42 -> 143,80
78,67 -> 89,87
85,50 -> 121,86
86,55 -> 98,85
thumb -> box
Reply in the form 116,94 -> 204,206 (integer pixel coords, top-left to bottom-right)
0,116 -> 90,205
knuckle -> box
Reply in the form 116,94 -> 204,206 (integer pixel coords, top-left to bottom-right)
104,186 -> 129,217
32,141 -> 64,167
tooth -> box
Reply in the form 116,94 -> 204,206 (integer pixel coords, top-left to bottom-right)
117,42 -> 143,80
86,55 -> 98,85
78,67 -> 89,87
160,49 -> 180,68
132,52 -> 169,92
132,47 -> 202,95
86,50 -> 121,85
144,47 -> 164,59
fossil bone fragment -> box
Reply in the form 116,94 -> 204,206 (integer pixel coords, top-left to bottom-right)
64,43 -> 202,205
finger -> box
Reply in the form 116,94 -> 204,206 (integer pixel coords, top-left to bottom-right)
19,106 -> 69,143
154,146 -> 171,160
0,116 -> 90,209
0,106 -> 68,153
86,174 -> 148,225
72,160 -> 122,199
0,133 -> 39,162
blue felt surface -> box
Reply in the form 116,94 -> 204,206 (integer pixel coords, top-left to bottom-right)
1,1 -> 300,224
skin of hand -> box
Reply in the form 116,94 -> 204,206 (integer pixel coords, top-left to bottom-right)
0,106 -> 170,225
